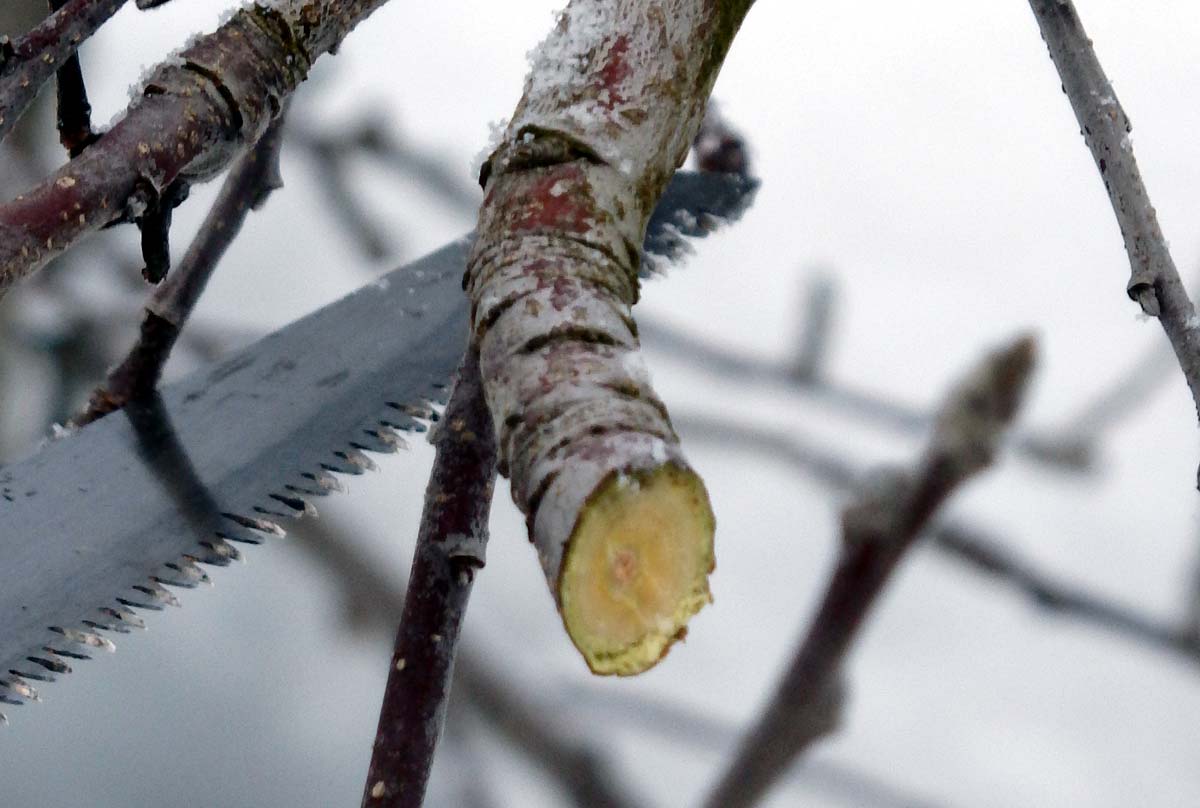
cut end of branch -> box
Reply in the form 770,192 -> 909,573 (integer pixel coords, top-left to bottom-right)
559,463 -> 715,676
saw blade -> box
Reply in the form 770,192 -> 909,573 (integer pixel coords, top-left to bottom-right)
0,170 -> 755,721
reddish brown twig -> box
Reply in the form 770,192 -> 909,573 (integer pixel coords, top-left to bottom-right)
676,412 -> 1200,668
74,111 -> 287,425
702,335 -> 1037,808
48,0 -> 100,157
361,348 -> 498,808
0,0 -> 396,298
0,0 -> 127,146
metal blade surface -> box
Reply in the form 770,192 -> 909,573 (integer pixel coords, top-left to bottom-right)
0,170 -> 755,719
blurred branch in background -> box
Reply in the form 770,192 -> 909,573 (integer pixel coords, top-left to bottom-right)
76,108 -> 288,425
642,305 -> 1174,474
702,336 -> 1036,808
288,114 -> 479,263
289,512 -> 938,808
677,413 -> 1200,667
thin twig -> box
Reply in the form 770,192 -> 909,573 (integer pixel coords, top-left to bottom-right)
702,335 -> 1036,808
455,658 -> 647,808
48,0 -> 100,157
676,412 -> 1200,668
790,271 -> 836,384
0,0 -> 127,146
1025,0 -> 1200,438
361,348 -> 498,808
642,318 -> 1087,470
0,0 -> 396,297
74,111 -> 287,425
287,505 -> 644,808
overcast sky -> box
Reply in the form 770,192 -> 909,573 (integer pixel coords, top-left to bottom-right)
3,2 -> 1200,807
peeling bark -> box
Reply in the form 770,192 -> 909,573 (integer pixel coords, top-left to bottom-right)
466,0 -> 754,675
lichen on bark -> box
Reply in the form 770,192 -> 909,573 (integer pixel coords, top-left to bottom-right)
466,0 -> 753,674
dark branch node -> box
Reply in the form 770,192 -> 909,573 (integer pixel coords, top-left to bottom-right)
137,179 -> 191,284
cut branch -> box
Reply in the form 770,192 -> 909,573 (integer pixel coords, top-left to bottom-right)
466,0 -> 754,676
1025,0 -> 1200,431
74,110 -> 287,425
702,335 -> 1037,808
0,0 -> 395,298
361,349 -> 498,807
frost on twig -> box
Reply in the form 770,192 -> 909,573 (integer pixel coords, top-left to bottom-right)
702,335 -> 1036,808
465,0 -> 754,675
1025,0 -> 1200,434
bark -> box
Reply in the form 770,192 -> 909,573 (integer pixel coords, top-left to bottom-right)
1025,0 -> 1200,439
75,111 -> 287,425
702,336 -> 1037,808
0,0 -> 127,146
466,0 -> 754,675
0,0 -> 394,298
361,349 -> 497,807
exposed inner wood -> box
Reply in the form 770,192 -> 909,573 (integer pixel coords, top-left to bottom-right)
559,463 -> 714,675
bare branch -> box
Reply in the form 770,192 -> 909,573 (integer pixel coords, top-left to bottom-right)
0,0 -> 395,297
790,271 -> 836,384
678,412 -> 1200,668
1025,0 -> 1200,433
558,685 -> 950,808
48,0 -> 100,157
0,0 -> 127,146
74,110 -> 287,425
361,349 -> 498,808
286,489 -> 642,808
702,336 -> 1036,808
642,318 -> 1085,471
455,658 -> 647,808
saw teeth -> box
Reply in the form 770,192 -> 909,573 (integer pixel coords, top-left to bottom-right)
328,448 -> 376,474
368,427 -> 408,451
198,538 -> 241,564
350,432 -> 398,455
1,676 -> 38,703
379,412 -> 427,433
159,559 -> 211,587
267,493 -> 317,518
222,512 -> 286,538
115,583 -> 178,611
307,470 -> 344,492
49,626 -> 116,653
100,607 -> 146,630
27,656 -> 71,675
9,664 -> 55,683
